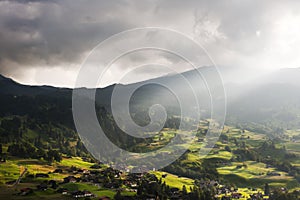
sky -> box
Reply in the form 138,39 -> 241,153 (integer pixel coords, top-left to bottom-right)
0,0 -> 300,87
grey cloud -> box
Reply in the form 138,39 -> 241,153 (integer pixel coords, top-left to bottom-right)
0,0 -> 299,86
0,0 -> 133,69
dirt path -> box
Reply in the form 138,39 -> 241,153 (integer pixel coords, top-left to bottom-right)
12,167 -> 28,186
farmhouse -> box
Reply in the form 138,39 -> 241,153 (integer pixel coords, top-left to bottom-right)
19,188 -> 33,196
63,175 -> 78,183
72,190 -> 94,198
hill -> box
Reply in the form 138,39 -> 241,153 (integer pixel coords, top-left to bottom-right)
0,67 -> 300,199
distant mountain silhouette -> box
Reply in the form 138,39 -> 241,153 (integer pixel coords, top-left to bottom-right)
1,66 -> 300,127
0,74 -> 71,96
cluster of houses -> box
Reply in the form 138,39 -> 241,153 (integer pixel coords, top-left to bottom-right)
215,185 -> 270,200
71,190 -> 94,198
14,163 -> 277,200
16,167 -> 96,198
16,165 -> 142,199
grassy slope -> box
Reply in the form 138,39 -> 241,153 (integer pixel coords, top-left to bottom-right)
216,127 -> 300,189
145,127 -> 300,190
0,157 -> 135,199
151,171 -> 194,192
1,126 -> 300,198
217,161 -> 296,188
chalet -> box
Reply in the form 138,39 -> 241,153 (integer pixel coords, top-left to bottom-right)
62,190 -> 68,195
69,177 -> 77,183
57,188 -> 69,195
37,182 -> 48,191
280,187 -> 287,192
83,190 -> 93,197
72,191 -> 85,198
63,176 -> 77,183
0,157 -> 6,162
72,190 -> 94,198
19,188 -> 33,196
231,192 -> 243,199
250,192 -> 264,200
170,188 -> 180,195
130,183 -> 138,188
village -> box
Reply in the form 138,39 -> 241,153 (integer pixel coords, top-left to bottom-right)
10,160 -> 274,200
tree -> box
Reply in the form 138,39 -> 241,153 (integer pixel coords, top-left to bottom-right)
0,143 -> 2,154
182,185 -> 187,196
225,146 -> 231,152
264,183 -> 270,196
114,190 -> 122,200
46,150 -> 62,163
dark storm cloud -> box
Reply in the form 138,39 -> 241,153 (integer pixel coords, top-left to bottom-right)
0,0 -> 299,87
0,0 -> 56,3
0,0 -> 133,68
